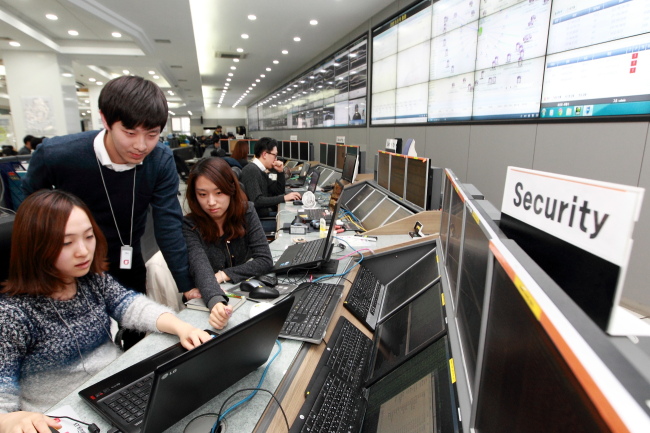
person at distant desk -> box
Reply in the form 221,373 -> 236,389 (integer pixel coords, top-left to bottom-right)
183,158 -> 272,328
18,135 -> 34,155
21,75 -> 198,350
231,140 -> 250,168
0,190 -> 211,432
210,125 -> 227,144
240,138 -> 301,231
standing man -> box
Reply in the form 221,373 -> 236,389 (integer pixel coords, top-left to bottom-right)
240,137 -> 301,232
21,76 -> 218,348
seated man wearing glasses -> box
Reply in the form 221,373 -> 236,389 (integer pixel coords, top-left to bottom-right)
240,137 -> 301,232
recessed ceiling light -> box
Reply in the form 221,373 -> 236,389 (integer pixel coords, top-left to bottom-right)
248,87 -> 253,90
266,67 -> 271,71
149,70 -> 156,75
282,50 -> 288,55
260,74 -> 266,78
68,30 -> 79,36
255,79 -> 260,82
273,60 -> 279,64
233,58 -> 239,62
89,77 -> 96,82
241,34 -> 249,39
111,32 -> 122,38
231,66 -> 237,70
293,37 -> 301,42
9,41 -> 20,47
96,81 -> 103,85
310,20 -> 318,25
122,70 -> 130,74
236,48 -> 244,53
85,99 -> 90,103
248,14 -> 257,20
168,91 -> 174,95
62,73 -> 73,78
228,73 -> 233,76
225,83 -> 229,86
46,14 -> 58,20
226,78 -> 231,82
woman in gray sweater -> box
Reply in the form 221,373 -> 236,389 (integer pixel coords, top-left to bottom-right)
183,158 -> 273,329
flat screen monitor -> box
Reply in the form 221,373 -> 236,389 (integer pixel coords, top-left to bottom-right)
361,198 -> 399,230
327,144 -> 336,167
336,145 -> 346,169
276,140 -> 283,157
291,141 -> 299,159
389,154 -> 405,197
474,249 -> 610,432
439,170 -> 454,260
377,151 -> 390,190
282,141 -> 290,158
318,168 -> 335,187
455,202 -> 492,401
405,157 -> 430,210
354,189 -> 384,220
369,281 -> 445,385
346,145 -> 359,156
341,153 -> 358,183
344,184 -> 373,213
386,206 -> 412,224
219,139 -> 229,152
445,183 -> 466,305
319,143 -> 328,164
248,140 -> 257,155
299,141 -> 309,160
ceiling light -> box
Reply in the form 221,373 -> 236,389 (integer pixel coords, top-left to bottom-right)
236,48 -> 244,53
225,83 -> 229,86
68,30 -> 79,36
241,34 -> 249,39
226,78 -> 231,82
153,75 -> 160,79
248,14 -> 257,20
252,83 -> 256,87
112,32 -> 122,38
231,66 -> 237,70
273,60 -> 279,64
248,87 -> 253,90
122,70 -> 130,74
218,104 -> 221,108
85,99 -> 90,103
266,67 -> 271,71
46,14 -> 58,20
89,77 -> 96,82
168,111 -> 176,115
62,73 -> 73,78
168,91 -> 174,95
233,58 -> 239,62
260,74 -> 266,78
188,111 -> 193,115
9,41 -> 20,47
310,20 -> 318,25
255,79 -> 260,82
96,81 -> 103,85
293,37 -> 301,42
282,50 -> 288,55
228,73 -> 233,76
149,70 -> 156,75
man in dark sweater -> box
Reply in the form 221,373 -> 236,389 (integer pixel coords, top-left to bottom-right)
240,138 -> 301,231
21,76 -> 196,348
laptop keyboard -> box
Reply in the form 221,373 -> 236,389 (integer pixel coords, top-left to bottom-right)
103,376 -> 152,424
280,283 -> 343,342
290,317 -> 375,433
292,238 -> 326,265
344,267 -> 382,321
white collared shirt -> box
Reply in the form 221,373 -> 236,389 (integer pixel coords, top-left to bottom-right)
93,129 -> 141,172
252,157 -> 266,172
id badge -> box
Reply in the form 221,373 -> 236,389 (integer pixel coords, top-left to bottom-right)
268,173 -> 277,181
120,245 -> 133,269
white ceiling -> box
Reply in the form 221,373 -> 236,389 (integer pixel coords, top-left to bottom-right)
0,0 -> 396,118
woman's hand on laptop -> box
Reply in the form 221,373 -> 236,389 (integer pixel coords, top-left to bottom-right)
210,303 -> 233,330
156,313 -> 213,350
0,411 -> 61,433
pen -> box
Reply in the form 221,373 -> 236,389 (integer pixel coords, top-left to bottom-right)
224,293 -> 243,299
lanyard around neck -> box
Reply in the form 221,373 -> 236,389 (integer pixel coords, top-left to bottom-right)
96,158 -> 136,247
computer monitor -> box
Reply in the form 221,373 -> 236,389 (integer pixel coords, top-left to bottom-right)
346,145 -> 359,157
377,151 -> 390,190
385,206 -> 413,224
343,184 -> 373,213
276,140 -> 283,157
389,154 -> 405,197
283,141 -> 290,158
361,198 -> 398,230
319,143 -> 328,164
354,189 -> 384,220
317,168 -> 335,187
326,144 -> 336,167
445,181 -> 467,307
248,140 -> 256,155
299,141 -> 309,160
341,153 -> 358,183
439,170 -> 456,260
291,141 -> 299,159
219,139 -> 229,153
336,145 -> 346,169
404,156 -> 431,210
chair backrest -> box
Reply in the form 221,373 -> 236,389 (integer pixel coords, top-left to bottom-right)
231,166 -> 242,179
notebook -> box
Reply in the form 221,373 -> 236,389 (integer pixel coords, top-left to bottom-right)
79,296 -> 294,433
272,183 -> 342,273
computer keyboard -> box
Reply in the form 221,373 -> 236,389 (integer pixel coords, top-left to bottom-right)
290,367 -> 366,433
280,282 -> 344,343
298,208 -> 331,221
292,238 -> 326,265
102,376 -> 152,424
343,266 -> 382,322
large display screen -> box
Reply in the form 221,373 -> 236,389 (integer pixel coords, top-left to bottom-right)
248,36 -> 368,131
371,0 -> 650,124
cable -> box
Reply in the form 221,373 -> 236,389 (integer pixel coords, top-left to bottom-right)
211,340 -> 283,432
213,388 -> 289,433
48,415 -> 99,433
310,238 -> 366,284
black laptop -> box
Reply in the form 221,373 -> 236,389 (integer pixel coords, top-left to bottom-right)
79,296 -> 294,433
272,183 -> 342,273
287,162 -> 311,187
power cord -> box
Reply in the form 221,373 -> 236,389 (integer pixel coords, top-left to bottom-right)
47,415 -> 100,433
213,388 -> 289,432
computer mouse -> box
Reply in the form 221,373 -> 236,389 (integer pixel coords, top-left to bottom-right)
249,285 -> 280,299
240,278 -> 263,292
257,273 -> 278,287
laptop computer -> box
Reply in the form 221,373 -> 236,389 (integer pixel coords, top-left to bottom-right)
272,182 -> 343,273
287,162 -> 311,187
79,296 -> 294,433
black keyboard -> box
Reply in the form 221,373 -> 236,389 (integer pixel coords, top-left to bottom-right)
310,317 -> 373,390
298,208 -> 331,221
344,267 -> 382,322
290,368 -> 366,433
292,238 -> 326,265
280,283 -> 343,343
102,376 -> 152,424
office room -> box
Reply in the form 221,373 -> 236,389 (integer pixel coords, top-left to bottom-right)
0,0 -> 650,432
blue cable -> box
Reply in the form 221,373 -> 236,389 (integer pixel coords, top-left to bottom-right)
211,340 -> 283,432
311,236 -> 365,283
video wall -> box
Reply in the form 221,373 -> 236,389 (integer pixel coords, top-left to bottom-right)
248,36 -> 368,131
371,0 -> 650,124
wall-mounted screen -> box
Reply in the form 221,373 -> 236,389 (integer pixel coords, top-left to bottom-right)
370,0 -> 650,125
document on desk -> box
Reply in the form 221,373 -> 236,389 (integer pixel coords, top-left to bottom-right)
377,375 -> 435,433
46,405 -> 86,433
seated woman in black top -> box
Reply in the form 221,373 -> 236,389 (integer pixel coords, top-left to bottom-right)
183,157 -> 273,329
231,140 -> 249,168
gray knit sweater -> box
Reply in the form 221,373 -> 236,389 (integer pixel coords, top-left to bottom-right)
182,202 -> 273,310
240,163 -> 286,217
0,273 -> 172,413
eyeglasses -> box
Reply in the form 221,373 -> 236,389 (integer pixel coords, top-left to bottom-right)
267,152 -> 278,160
